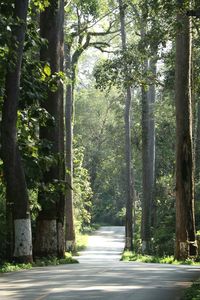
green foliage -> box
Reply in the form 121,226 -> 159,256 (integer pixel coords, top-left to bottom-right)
0,263 -> 32,273
182,281 -> 200,300
121,251 -> 198,265
31,0 -> 50,11
94,48 -> 145,90
0,183 -> 6,262
33,253 -> 78,266
152,175 -> 175,256
74,0 -> 100,17
76,232 -> 89,252
74,84 -> 127,225
73,142 -> 93,231
0,253 -> 78,273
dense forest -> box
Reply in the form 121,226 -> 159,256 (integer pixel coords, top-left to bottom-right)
0,0 -> 200,264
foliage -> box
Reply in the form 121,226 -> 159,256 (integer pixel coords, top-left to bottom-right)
33,253 -> 78,266
74,84 -> 127,225
0,263 -> 32,273
0,182 -> 6,262
0,0 -> 199,265
182,281 -> 200,300
0,253 -> 78,273
121,251 -> 198,266
76,232 -> 89,252
73,142 -> 93,231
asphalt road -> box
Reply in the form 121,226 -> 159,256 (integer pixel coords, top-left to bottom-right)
0,226 -> 200,300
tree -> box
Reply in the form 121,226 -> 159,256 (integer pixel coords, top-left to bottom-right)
175,0 -> 197,260
65,42 -> 76,251
57,0 -> 65,258
64,0 -> 118,251
1,0 -> 33,263
34,0 -> 65,257
119,0 -> 134,251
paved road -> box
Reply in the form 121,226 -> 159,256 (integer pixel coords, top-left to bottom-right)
0,226 -> 200,300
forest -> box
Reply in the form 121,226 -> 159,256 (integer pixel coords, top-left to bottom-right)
0,0 -> 199,265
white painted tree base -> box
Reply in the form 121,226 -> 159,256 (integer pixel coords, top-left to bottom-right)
142,240 -> 147,253
66,240 -> 75,251
14,218 -> 32,258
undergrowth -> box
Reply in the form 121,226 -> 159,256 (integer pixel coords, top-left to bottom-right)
181,280 -> 200,300
75,223 -> 99,253
76,233 -> 89,252
0,252 -> 78,273
121,251 -> 200,265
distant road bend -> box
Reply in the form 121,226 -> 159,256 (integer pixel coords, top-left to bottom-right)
0,226 -> 200,299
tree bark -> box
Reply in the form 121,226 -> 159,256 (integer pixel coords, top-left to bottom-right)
1,0 -> 32,263
141,79 -> 151,253
175,0 -> 197,260
148,58 -> 156,227
34,0 -> 63,257
119,0 -> 134,251
57,0 -> 65,258
140,16 -> 150,253
195,101 -> 200,182
65,43 -> 76,252
141,57 -> 156,254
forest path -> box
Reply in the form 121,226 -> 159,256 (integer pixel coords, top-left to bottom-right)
0,226 -> 200,300
76,226 -> 125,263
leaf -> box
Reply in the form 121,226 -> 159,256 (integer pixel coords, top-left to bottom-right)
44,64 -> 51,76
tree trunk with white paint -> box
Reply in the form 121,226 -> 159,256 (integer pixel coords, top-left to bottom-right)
1,0 -> 32,263
35,0 -> 64,257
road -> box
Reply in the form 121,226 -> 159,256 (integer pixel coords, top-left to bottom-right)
0,226 -> 200,299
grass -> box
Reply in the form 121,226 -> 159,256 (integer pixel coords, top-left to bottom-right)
0,224 -> 99,273
122,251 -> 200,299
121,251 -> 200,265
75,224 -> 100,253
0,252 -> 78,273
0,262 -> 32,273
76,233 -> 89,252
181,280 -> 200,300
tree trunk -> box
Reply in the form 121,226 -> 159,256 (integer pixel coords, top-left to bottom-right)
34,0 -> 63,258
175,0 -> 197,260
148,58 -> 156,228
141,56 -> 156,253
57,0 -> 65,258
195,101 -> 200,182
141,82 -> 151,253
1,0 -> 32,263
65,43 -> 76,252
119,0 -> 134,251
124,87 -> 134,250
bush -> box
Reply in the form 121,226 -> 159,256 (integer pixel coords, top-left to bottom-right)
182,281 -> 200,300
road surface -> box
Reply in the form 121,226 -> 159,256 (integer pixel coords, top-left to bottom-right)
0,226 -> 200,299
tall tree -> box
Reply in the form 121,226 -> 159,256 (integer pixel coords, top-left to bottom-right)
141,57 -> 156,254
57,0 -> 65,258
1,0 -> 33,263
34,0 -> 64,257
64,1 -> 118,251
175,0 -> 197,260
119,0 -> 134,251
65,43 -> 76,251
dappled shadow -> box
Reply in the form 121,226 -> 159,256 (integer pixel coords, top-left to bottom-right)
1,226 -> 200,299
77,226 -> 125,263
1,262 -> 200,299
